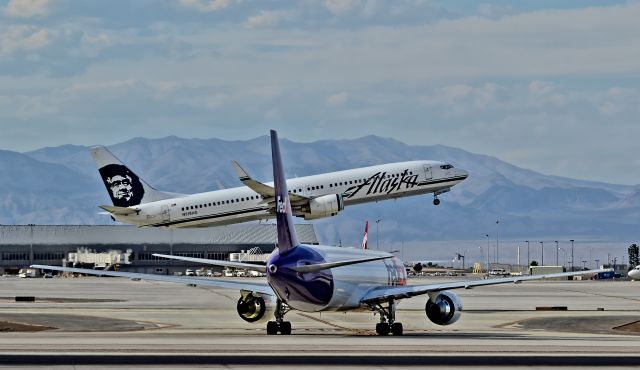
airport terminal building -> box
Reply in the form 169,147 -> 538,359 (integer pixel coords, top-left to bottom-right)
0,224 -> 319,275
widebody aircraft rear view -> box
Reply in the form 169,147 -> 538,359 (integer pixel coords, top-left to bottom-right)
33,130 -> 611,336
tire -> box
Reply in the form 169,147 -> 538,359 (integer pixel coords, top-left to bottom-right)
376,322 -> 390,336
280,321 -> 292,335
266,321 -> 279,335
433,198 -> 441,206
391,322 -> 403,336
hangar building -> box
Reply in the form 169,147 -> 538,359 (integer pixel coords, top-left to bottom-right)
0,224 -> 318,275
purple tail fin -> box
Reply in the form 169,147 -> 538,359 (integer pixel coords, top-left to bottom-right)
271,130 -> 299,254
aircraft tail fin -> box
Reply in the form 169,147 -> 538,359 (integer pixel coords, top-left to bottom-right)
90,146 -> 181,207
361,220 -> 368,250
270,130 -> 298,254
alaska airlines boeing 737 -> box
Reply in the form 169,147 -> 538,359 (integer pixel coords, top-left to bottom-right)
34,130 -> 611,336
91,143 -> 468,228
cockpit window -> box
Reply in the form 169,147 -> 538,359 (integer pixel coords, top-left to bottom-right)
440,164 -> 454,170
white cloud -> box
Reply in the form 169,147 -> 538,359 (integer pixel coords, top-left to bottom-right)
327,92 -> 348,106
246,11 -> 292,28
3,0 -> 49,18
528,80 -> 557,96
324,0 -> 361,16
0,25 -> 51,56
176,0 -> 230,12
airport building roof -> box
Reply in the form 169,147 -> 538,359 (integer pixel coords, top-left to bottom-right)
0,224 -> 319,245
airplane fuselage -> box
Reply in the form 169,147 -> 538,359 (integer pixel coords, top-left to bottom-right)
266,244 -> 406,312
629,265 -> 640,280
112,160 -> 468,228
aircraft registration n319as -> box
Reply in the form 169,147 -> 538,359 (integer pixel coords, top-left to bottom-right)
34,130 -> 611,336
91,143 -> 469,228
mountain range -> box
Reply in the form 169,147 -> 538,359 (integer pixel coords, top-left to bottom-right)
2,135 -> 638,249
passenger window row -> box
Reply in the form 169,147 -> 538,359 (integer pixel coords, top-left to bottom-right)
180,170 -> 418,211
181,195 -> 264,211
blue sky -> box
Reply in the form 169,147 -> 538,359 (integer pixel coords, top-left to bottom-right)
0,0 -> 638,185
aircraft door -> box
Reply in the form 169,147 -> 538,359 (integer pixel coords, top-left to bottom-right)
161,204 -> 170,222
423,164 -> 433,180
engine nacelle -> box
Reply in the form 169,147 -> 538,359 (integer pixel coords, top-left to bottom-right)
425,291 -> 462,326
413,263 -> 423,273
236,293 -> 275,324
303,194 -> 344,220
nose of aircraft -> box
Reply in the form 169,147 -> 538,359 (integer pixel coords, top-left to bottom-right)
456,168 -> 469,179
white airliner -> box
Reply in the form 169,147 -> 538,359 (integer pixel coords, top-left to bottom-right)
91,144 -> 469,228
34,130 -> 611,336
629,265 -> 640,280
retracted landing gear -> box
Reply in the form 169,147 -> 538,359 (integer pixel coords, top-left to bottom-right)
267,299 -> 292,335
371,299 -> 403,336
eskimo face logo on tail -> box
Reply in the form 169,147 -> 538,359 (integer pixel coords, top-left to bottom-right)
98,164 -> 144,207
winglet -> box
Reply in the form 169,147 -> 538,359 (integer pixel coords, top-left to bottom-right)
231,160 -> 251,181
231,160 -> 275,200
271,130 -> 298,254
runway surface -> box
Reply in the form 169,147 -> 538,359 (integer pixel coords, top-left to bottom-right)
0,275 -> 638,368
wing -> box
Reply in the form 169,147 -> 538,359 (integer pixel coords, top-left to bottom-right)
31,264 -> 273,295
153,253 -> 266,273
361,268 -> 612,303
231,160 -> 311,216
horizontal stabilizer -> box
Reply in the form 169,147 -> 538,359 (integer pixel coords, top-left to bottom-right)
152,253 -> 266,273
98,205 -> 139,216
289,255 -> 392,273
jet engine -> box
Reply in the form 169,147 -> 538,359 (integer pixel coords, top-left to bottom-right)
425,291 -> 462,326
303,194 -> 344,220
413,263 -> 423,273
236,293 -> 275,324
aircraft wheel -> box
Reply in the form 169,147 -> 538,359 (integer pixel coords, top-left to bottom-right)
376,322 -> 390,336
266,321 -> 279,335
433,198 -> 441,206
391,322 -> 403,336
280,321 -> 292,335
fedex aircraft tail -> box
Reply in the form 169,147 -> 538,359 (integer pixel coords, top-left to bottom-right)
271,130 -> 299,254
90,146 -> 179,207
361,221 -> 368,250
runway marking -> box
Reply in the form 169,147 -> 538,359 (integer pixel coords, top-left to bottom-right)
294,312 -> 374,335
554,287 -> 640,303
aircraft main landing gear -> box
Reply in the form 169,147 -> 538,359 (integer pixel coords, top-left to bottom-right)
433,197 -> 440,206
267,299 -> 292,335
371,299 -> 403,336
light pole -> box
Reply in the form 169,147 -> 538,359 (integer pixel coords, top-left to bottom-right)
495,220 -> 500,264
555,241 -> 559,266
559,247 -> 567,269
540,241 -> 544,266
376,219 -> 381,250
525,240 -> 530,267
570,239 -> 575,271
478,246 -> 483,273
485,234 -> 490,269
